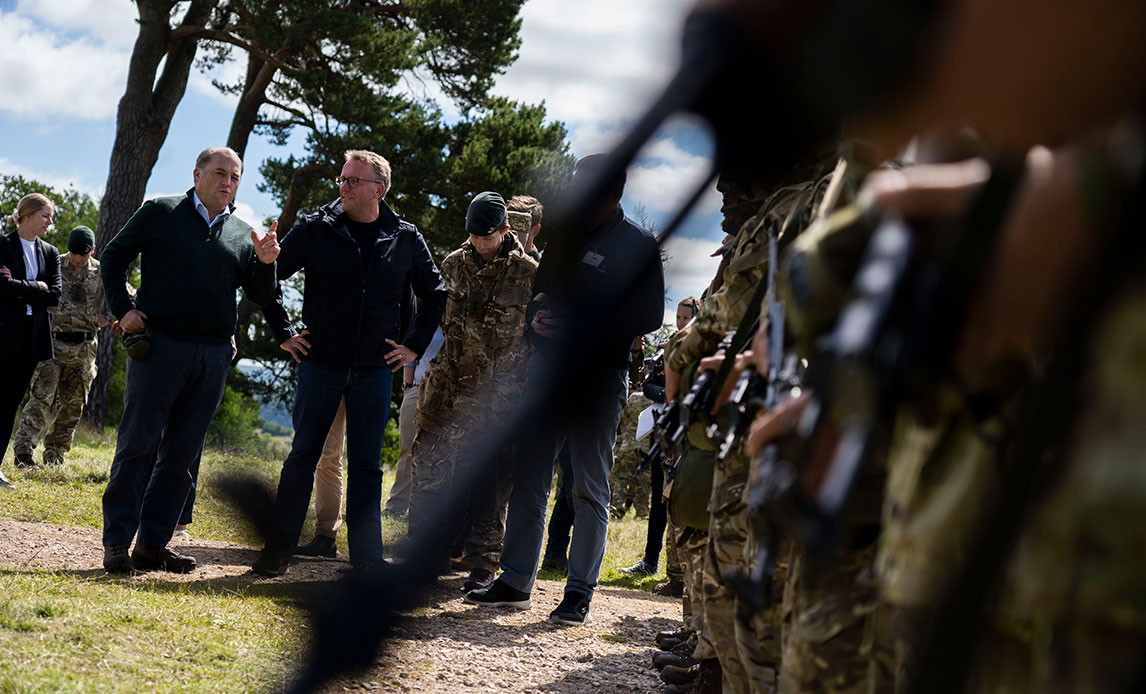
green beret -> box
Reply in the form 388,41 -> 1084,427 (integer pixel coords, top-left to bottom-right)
68,226 -> 96,254
465,191 -> 507,236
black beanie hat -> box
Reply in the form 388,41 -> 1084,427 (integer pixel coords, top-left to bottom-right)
68,226 -> 96,254
465,191 -> 507,236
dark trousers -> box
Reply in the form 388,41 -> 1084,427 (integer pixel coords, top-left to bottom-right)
270,361 -> 392,567
643,460 -> 667,565
102,332 -> 231,547
1,316 -> 39,460
543,443 -> 574,562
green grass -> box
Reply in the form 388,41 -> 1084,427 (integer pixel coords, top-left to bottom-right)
0,425 -> 668,691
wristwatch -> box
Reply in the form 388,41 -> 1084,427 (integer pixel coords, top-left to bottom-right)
403,381 -> 415,390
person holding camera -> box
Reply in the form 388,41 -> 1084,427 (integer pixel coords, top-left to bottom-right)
99,147 -> 280,574
0,193 -> 61,489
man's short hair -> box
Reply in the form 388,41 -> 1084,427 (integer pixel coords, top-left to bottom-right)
195,147 -> 243,174
344,150 -> 392,198
574,153 -> 626,201
507,195 -> 543,227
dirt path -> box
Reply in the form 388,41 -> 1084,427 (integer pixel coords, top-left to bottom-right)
0,518 -> 681,692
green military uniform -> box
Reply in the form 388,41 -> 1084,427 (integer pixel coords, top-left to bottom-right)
668,165 -> 832,693
608,392 -> 653,519
12,255 -> 106,465
969,275 -> 1146,686
410,233 -> 537,572
771,193 -> 901,694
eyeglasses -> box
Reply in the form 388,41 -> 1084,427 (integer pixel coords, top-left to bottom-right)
335,176 -> 384,189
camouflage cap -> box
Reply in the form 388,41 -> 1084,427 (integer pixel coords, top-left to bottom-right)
465,191 -> 507,236
68,225 -> 96,254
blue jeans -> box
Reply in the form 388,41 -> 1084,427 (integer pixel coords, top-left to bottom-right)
102,332 -> 230,547
500,354 -> 628,597
270,361 -> 392,567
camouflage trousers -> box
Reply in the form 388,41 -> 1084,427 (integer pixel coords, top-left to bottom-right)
12,337 -> 97,464
702,450 -> 779,693
666,512 -> 684,583
778,542 -> 892,694
608,447 -> 651,518
678,525 -> 717,660
409,422 -> 512,573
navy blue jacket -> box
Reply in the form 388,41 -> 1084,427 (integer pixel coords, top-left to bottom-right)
0,231 -> 61,360
263,199 -> 446,368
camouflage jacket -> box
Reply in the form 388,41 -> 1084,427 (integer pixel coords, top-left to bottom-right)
417,234 -> 538,429
52,255 -> 106,334
667,179 -> 829,373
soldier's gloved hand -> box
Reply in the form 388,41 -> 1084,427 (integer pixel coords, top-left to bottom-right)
279,329 -> 311,364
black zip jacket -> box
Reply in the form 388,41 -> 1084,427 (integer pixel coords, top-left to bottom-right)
263,199 -> 446,368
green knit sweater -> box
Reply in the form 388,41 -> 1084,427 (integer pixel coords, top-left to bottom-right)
100,190 -> 277,344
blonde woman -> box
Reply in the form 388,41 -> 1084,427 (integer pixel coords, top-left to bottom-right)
0,194 -> 61,485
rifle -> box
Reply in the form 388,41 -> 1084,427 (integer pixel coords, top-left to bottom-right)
782,165 -> 1024,578
642,329 -> 737,473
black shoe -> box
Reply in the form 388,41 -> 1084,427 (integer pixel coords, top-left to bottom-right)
252,547 -> 291,577
664,684 -> 696,694
464,578 -> 531,610
131,545 -> 196,573
295,535 -> 337,558
462,568 -> 495,593
540,554 -> 567,575
548,590 -> 591,625
103,545 -> 134,574
653,651 -> 701,671
13,452 -> 35,469
660,664 -> 700,686
656,627 -> 690,649
619,558 -> 657,576
653,578 -> 685,597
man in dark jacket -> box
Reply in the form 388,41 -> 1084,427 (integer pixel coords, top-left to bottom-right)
466,154 -> 665,624
100,146 -> 280,574
253,149 -> 447,577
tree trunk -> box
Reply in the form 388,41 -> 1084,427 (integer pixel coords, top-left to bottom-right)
84,0 -> 220,427
226,52 -> 278,159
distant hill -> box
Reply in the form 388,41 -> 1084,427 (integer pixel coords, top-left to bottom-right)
237,362 -> 293,432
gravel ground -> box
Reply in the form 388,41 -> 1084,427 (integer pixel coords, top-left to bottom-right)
0,518 -> 682,692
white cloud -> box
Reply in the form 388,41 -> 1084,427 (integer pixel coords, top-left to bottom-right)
494,0 -> 691,126
15,0 -> 137,49
662,233 -> 722,301
0,8 -> 131,120
627,136 -> 721,217
0,156 -> 101,196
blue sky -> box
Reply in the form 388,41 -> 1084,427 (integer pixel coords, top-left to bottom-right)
0,0 -> 724,325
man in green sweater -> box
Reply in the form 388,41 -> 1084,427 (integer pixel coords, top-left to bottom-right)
99,146 -> 280,574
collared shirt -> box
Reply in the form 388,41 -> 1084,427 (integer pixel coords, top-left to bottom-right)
192,190 -> 232,228
410,328 -> 445,383
19,236 -> 37,315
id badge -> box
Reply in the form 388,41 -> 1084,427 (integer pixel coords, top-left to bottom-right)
581,250 -> 605,269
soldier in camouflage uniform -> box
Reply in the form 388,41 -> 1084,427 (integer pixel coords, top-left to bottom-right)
409,192 -> 537,589
608,391 -> 653,519
12,226 -> 109,467
665,156 -> 835,693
